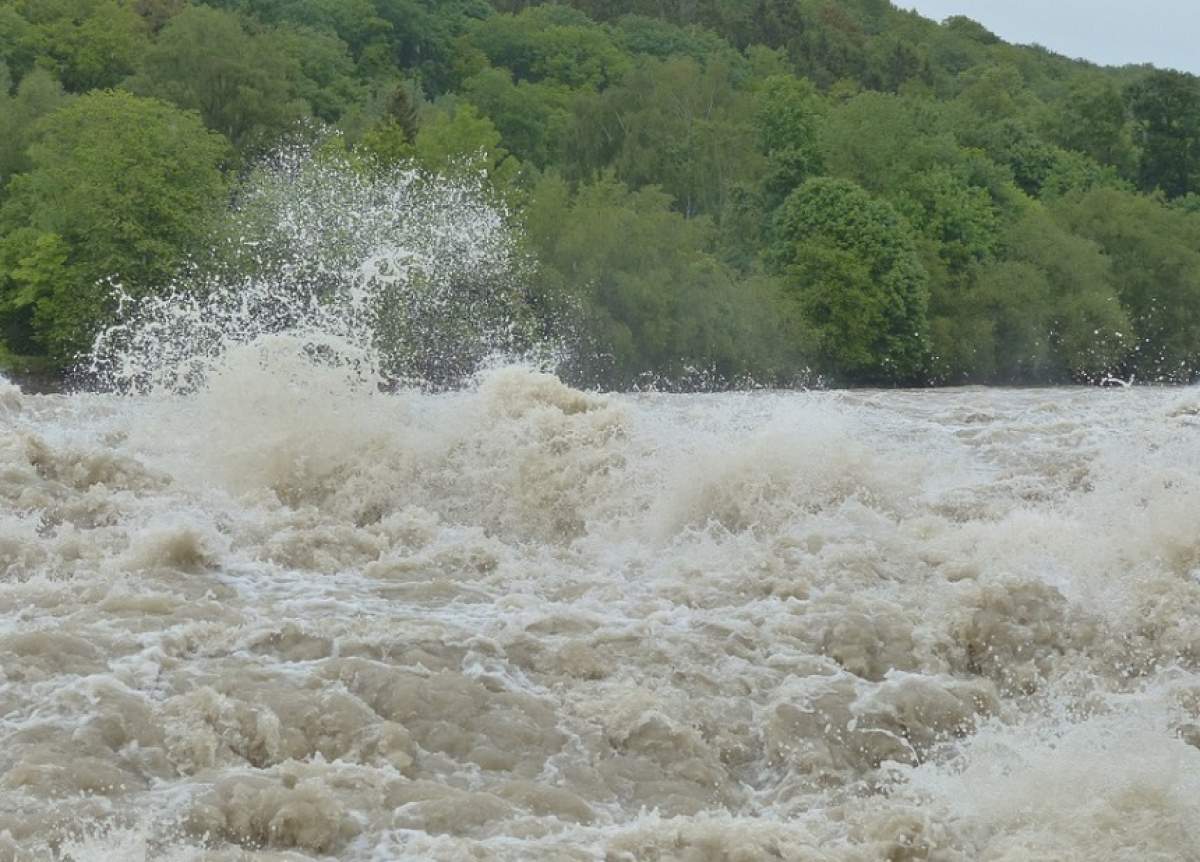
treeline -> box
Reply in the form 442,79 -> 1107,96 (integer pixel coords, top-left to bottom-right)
3,0 -> 1200,386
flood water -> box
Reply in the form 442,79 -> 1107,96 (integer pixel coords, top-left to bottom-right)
3,363 -> 1200,861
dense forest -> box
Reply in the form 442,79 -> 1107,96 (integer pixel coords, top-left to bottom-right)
3,0 -> 1200,387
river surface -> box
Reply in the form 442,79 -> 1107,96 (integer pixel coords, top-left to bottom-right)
3,366 -> 1200,861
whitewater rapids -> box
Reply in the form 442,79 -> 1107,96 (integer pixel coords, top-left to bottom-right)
3,360 -> 1200,861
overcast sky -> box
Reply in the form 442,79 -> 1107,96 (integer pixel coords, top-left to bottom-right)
900,1 -> 1200,74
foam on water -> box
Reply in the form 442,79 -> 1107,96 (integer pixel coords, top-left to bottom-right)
4,152 -> 1200,860
5,370 -> 1200,861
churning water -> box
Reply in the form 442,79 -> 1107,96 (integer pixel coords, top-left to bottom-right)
4,155 -> 1200,861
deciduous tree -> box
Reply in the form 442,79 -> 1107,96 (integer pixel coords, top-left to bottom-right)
768,177 -> 929,382
0,91 -> 229,361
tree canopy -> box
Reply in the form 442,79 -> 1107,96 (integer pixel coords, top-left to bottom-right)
0,89 -> 228,361
2,0 -> 1200,386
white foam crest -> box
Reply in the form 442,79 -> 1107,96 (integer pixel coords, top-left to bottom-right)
0,374 -> 22,416
890,694 -> 1200,860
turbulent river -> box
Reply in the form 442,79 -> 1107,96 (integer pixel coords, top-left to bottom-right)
3,364 -> 1200,861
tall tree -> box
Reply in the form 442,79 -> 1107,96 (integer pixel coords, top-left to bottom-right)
768,177 -> 929,383
129,5 -> 309,152
525,172 -> 790,385
462,66 -> 571,168
1128,70 -> 1200,198
0,68 -> 68,191
1050,76 -> 1133,172
754,74 -> 824,209
1055,187 -> 1200,381
410,100 -> 518,183
466,5 -> 630,89
0,91 -> 229,361
598,55 -> 759,219
0,0 -> 150,91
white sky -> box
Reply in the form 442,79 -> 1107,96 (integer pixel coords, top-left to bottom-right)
900,1 -> 1200,74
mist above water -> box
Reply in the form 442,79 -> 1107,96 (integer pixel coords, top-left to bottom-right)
3,149 -> 1200,861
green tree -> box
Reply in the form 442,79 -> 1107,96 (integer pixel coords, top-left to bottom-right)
267,24 -> 364,124
198,0 -> 487,88
768,177 -> 929,382
1,0 -> 149,92
821,92 -> 959,198
754,74 -> 824,208
613,14 -> 744,70
133,0 -> 187,33
467,6 -> 630,89
279,0 -> 392,59
864,31 -> 931,93
1000,207 -> 1129,379
0,4 -> 41,82
1128,70 -> 1200,198
356,80 -> 425,166
54,0 -> 148,91
1054,187 -> 1200,381
129,5 -> 309,152
463,66 -> 572,168
373,0 -> 493,90
411,100 -> 519,184
1049,75 -> 1134,172
0,90 -> 230,362
598,55 -> 759,218
895,168 -> 1000,272
958,63 -> 1027,122
970,261 -> 1057,381
927,259 -> 1058,384
525,172 -> 791,385
0,67 -> 68,190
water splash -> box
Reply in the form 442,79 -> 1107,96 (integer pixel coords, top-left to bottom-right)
87,144 -> 539,394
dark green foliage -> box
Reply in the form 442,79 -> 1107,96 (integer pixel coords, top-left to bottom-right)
895,168 -> 1000,272
526,173 -> 792,385
133,0 -> 187,33
268,24 -> 364,123
1054,187 -> 1200,381
462,67 -> 570,167
385,82 -> 420,143
769,177 -> 929,383
612,15 -> 745,73
942,16 -> 999,46
128,6 -> 311,152
590,56 -> 759,218
0,68 -> 68,189
410,99 -> 518,183
755,74 -> 825,208
1049,76 -> 1134,172
820,92 -> 958,196
0,5 -> 41,81
0,90 -> 229,361
1,0 -> 1199,386
925,210 -> 1129,386
991,208 -> 1128,380
1128,70 -> 1200,198
1,0 -> 150,91
465,6 -> 629,89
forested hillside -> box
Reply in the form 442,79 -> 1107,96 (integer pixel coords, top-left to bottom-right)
3,0 -> 1200,387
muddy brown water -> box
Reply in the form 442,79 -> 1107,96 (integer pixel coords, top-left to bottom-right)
3,366 -> 1200,861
